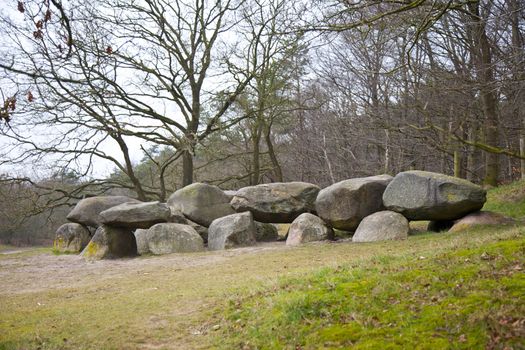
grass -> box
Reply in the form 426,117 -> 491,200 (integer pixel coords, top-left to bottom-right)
216,230 -> 525,349
0,181 -> 524,349
484,179 -> 525,219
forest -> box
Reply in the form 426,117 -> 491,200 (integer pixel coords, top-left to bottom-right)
0,0 -> 524,245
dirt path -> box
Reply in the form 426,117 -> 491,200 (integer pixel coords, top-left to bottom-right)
0,242 -> 286,295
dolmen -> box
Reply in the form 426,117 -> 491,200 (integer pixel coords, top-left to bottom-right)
54,170 -> 513,260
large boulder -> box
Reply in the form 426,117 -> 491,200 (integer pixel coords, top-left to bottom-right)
168,209 -> 209,243
315,175 -> 393,231
67,196 -> 140,228
100,201 -> 170,229
81,225 -> 137,260
143,223 -> 204,255
167,183 -> 235,227
286,213 -> 334,246
53,223 -> 91,253
254,222 -> 279,242
352,211 -> 409,242
208,212 -> 257,250
383,171 -> 486,221
230,182 -> 320,223
449,211 -> 515,232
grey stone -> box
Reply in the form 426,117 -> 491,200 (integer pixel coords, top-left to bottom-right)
231,182 -> 320,223
67,196 -> 140,228
254,222 -> 279,242
224,190 -> 238,198
53,223 -> 91,253
144,223 -> 204,255
168,208 -> 209,243
449,211 -> 515,232
100,201 -> 170,229
167,183 -> 235,227
383,171 -> 486,221
208,212 -> 257,250
352,211 -> 409,242
286,213 -> 334,246
315,175 -> 393,231
134,229 -> 150,255
81,225 -> 137,260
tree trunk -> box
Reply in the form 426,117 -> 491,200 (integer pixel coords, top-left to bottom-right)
264,121 -> 283,182
182,150 -> 193,187
454,151 -> 461,178
251,120 -> 263,185
469,3 -> 499,186
510,0 -> 525,179
115,135 -> 147,201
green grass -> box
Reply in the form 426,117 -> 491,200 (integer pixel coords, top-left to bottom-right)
215,231 -> 525,349
484,179 -> 525,219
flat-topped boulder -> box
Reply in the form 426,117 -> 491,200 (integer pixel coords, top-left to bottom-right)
53,223 -> 91,253
100,201 -> 170,229
383,171 -> 486,221
143,223 -> 204,255
81,225 -> 137,260
230,182 -> 320,223
315,175 -> 393,231
286,213 -> 334,246
167,183 -> 235,227
352,211 -> 409,242
67,196 -> 141,228
208,212 -> 257,250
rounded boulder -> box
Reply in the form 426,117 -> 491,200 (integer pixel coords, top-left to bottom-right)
144,223 -> 205,255
167,183 -> 234,227
449,211 -> 515,232
54,223 -> 91,253
315,175 -> 393,231
208,212 -> 257,250
286,213 -> 334,246
352,211 -> 409,242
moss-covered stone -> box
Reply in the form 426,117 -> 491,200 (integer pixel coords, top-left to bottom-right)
81,225 -> 137,260
53,223 -> 91,253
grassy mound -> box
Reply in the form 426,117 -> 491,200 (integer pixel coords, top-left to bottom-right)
215,181 -> 525,349
217,233 -> 524,349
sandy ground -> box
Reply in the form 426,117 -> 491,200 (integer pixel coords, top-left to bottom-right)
0,242 -> 288,295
